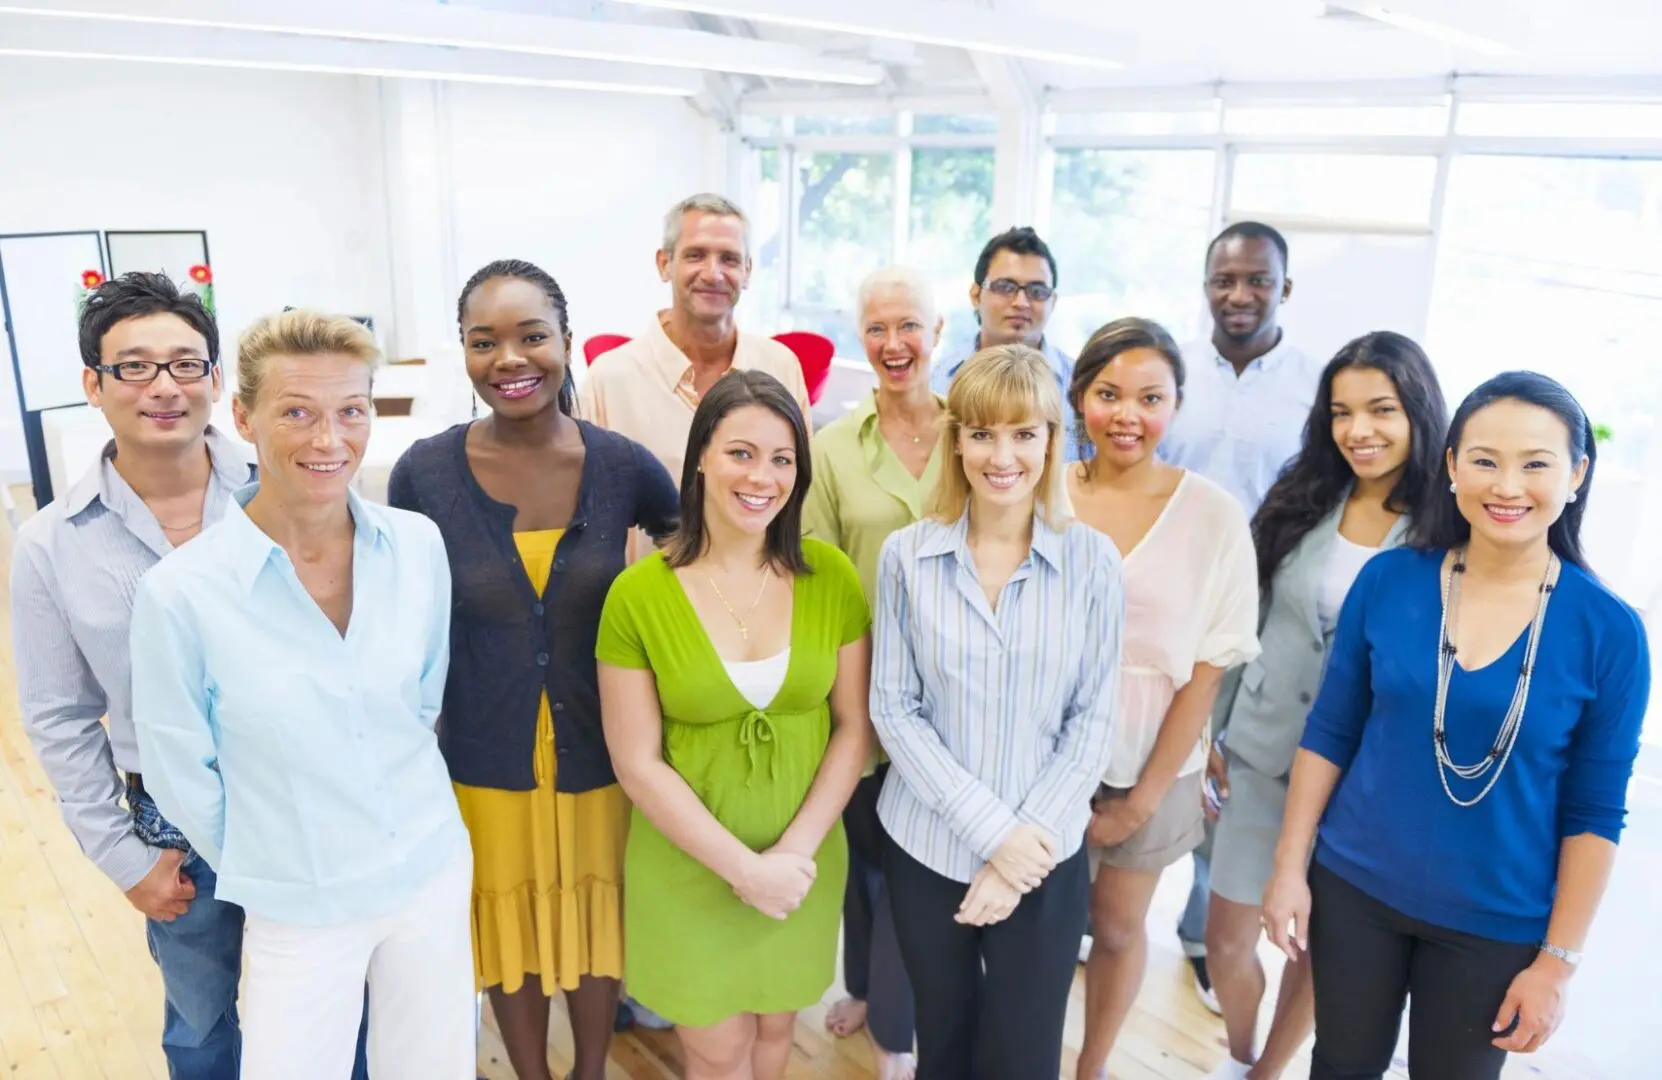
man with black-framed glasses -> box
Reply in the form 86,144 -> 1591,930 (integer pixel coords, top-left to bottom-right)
929,228 -> 1080,460
10,271 -> 369,1080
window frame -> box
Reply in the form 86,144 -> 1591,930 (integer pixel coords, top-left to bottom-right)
742,112 -> 999,342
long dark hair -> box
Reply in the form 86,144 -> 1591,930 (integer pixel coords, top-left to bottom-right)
456,258 -> 577,416
1252,331 -> 1448,592
1409,370 -> 1596,571
664,369 -> 813,575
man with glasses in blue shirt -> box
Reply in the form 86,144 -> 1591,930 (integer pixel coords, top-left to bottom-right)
930,228 -> 1080,460
10,272 -> 369,1080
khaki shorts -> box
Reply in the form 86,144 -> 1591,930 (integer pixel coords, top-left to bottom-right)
1088,771 -> 1206,876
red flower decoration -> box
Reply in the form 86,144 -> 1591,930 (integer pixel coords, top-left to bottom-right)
189,264 -> 213,285
81,270 -> 104,289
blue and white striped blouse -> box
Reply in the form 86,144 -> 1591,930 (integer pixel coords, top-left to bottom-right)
870,510 -> 1123,883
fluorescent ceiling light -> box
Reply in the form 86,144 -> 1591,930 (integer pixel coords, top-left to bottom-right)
0,46 -> 701,94
0,14 -> 707,94
605,0 -> 1133,70
1359,6 -> 1518,55
0,0 -> 885,84
1325,1 -> 1525,55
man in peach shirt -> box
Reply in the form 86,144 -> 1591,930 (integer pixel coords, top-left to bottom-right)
580,192 -> 810,504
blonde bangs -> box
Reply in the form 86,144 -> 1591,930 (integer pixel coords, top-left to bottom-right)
950,359 -> 1051,432
926,343 -> 1071,529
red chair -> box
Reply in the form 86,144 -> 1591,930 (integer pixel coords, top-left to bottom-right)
582,333 -> 631,366
773,331 -> 835,406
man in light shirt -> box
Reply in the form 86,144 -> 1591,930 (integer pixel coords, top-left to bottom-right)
579,191 -> 811,498
929,228 -> 1080,463
9,272 -> 370,1079
1158,221 -> 1326,1013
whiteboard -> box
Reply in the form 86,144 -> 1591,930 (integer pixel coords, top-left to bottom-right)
106,231 -> 209,283
1272,229 -> 1436,367
0,232 -> 106,412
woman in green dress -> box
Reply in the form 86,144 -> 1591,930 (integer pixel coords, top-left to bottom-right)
597,369 -> 875,1080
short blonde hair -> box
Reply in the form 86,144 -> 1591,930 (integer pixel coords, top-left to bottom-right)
926,343 -> 1070,530
235,310 -> 381,410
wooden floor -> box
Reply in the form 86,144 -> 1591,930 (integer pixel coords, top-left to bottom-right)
0,487 -> 1612,1079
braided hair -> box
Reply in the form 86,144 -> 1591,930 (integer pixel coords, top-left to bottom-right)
457,259 -> 577,416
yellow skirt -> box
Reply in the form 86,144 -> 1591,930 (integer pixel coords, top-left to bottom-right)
453,694 -> 629,994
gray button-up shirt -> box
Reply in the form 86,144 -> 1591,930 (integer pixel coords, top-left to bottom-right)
10,429 -> 254,890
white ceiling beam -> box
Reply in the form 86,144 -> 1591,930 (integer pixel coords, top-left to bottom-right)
603,0 -> 1135,70
0,0 -> 886,85
0,12 -> 706,94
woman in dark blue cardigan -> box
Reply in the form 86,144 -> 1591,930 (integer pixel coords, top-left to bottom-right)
389,260 -> 678,1080
1261,371 -> 1648,1080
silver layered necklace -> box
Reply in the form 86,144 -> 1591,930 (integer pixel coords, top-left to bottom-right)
1432,547 -> 1559,807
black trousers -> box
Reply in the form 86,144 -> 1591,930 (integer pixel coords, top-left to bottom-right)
842,767 -> 916,1054
884,830 -> 1087,1080
1308,860 -> 1540,1080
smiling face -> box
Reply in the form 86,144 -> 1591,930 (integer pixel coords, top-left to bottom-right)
861,284 -> 941,395
659,210 -> 750,325
1205,236 -> 1290,346
462,275 -> 570,418
85,312 -> 221,454
699,403 -> 798,540
958,415 -> 1049,511
233,352 -> 372,507
1079,346 -> 1180,469
1448,398 -> 1588,554
1330,365 -> 1412,486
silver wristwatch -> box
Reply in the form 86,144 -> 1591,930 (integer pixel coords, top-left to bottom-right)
1539,941 -> 1582,967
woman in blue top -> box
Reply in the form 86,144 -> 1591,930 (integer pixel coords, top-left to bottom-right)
1202,332 -> 1447,1080
1262,371 -> 1649,1080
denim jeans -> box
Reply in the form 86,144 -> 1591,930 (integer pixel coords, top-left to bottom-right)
130,783 -> 372,1080
1177,824 -> 1214,959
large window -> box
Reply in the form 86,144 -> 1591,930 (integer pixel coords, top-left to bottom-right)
1426,155 -> 1662,473
907,148 -> 995,347
1230,152 -> 1440,228
743,117 -> 998,360
1045,149 -> 1217,355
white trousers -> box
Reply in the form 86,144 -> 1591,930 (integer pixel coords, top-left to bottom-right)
240,845 -> 475,1080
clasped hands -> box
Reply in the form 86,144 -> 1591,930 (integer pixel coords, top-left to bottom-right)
733,843 -> 818,921
957,824 -> 1057,927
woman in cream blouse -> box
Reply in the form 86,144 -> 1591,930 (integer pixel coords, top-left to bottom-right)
1064,318 -> 1260,1080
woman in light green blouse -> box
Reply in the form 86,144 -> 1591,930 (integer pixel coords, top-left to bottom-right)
802,265 -> 945,1080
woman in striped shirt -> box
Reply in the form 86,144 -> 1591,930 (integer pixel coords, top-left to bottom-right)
870,343 -> 1124,1080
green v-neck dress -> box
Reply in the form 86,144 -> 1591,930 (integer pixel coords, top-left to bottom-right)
596,538 -> 870,1026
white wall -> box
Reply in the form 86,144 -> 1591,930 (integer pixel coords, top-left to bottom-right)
0,58 -> 392,354
0,57 -> 727,484
0,58 -> 391,478
445,84 -> 727,360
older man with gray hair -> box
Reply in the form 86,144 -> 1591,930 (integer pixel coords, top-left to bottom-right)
579,192 -> 811,516
801,263 -> 946,1079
